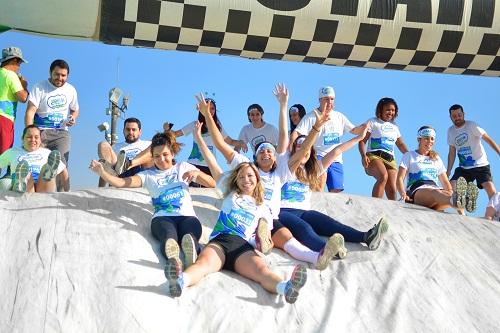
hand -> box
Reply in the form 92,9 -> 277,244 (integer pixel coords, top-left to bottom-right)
313,108 -> 330,129
89,160 -> 104,175
163,122 -> 171,132
272,83 -> 288,105
66,115 -> 76,127
362,155 -> 370,168
195,93 -> 210,117
359,121 -> 370,138
18,75 -> 28,90
193,120 -> 203,142
234,140 -> 248,153
400,193 -> 412,203
182,170 -> 198,184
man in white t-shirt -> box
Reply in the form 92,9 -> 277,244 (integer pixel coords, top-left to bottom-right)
238,103 -> 279,154
290,86 -> 367,193
25,59 -> 78,191
97,117 -> 152,187
446,104 -> 499,214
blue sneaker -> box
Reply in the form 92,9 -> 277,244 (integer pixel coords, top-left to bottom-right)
284,265 -> 307,304
41,150 -> 61,181
12,160 -> 30,193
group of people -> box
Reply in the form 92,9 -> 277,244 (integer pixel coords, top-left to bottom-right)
0,46 -> 79,192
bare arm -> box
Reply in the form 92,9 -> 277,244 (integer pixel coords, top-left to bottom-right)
89,160 -> 142,188
192,118 -> 223,181
447,145 -> 456,177
322,124 -> 369,169
350,124 -> 367,135
395,136 -> 409,154
182,168 -> 216,188
288,130 -> 299,152
482,132 -> 500,155
129,146 -> 153,169
162,122 -> 184,137
484,207 -> 495,220
24,101 -> 37,126
438,173 -> 453,193
225,136 -> 247,153
396,166 -> 409,202
273,83 -> 289,154
195,94 -> 236,164
15,76 -> 28,103
358,131 -> 371,168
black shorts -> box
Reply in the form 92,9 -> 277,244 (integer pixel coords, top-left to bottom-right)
189,165 -> 212,188
208,234 -> 254,272
271,219 -> 285,236
451,165 -> 492,189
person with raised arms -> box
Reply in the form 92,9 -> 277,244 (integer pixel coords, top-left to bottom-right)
193,83 -> 344,270
397,126 -> 478,212
163,94 -> 308,304
0,125 -> 65,193
89,131 -> 215,271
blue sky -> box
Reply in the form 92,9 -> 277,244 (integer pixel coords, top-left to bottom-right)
1,30 -> 498,217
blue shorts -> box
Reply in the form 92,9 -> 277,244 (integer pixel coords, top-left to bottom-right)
317,156 -> 344,191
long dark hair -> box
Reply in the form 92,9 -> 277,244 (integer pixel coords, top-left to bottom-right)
198,98 -> 222,134
289,104 -> 306,132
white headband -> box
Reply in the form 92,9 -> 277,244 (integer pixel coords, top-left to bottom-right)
418,128 -> 436,138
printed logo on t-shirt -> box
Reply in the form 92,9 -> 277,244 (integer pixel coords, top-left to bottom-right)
47,94 -> 67,109
381,123 -> 395,132
152,185 -> 184,213
370,137 -> 395,152
457,146 -> 475,167
124,148 -> 141,160
251,135 -> 266,149
323,132 -> 340,145
156,173 -> 178,186
281,181 -> 307,202
455,133 -> 468,147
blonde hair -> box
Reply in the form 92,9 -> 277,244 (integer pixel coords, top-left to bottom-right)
224,162 -> 264,205
291,135 -> 323,191
417,125 -> 439,161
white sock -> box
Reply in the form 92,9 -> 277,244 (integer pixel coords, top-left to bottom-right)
283,238 -> 319,264
179,272 -> 191,289
275,281 -> 287,295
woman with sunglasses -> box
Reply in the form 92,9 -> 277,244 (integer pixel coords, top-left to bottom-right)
359,97 -> 408,200
195,84 -> 356,270
397,126 -> 479,212
89,131 -> 216,272
164,96 -> 307,303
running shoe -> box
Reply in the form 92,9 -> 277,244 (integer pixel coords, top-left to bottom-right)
98,159 -> 118,175
256,218 -> 272,255
12,160 -> 30,193
41,150 -> 61,181
164,258 -> 183,297
284,264 -> 307,304
165,238 -> 181,266
365,217 -> 389,250
316,233 -> 347,270
114,151 -> 130,175
465,181 -> 479,213
455,177 -> 467,210
181,234 -> 197,269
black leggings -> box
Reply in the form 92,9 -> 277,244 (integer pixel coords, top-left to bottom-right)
151,215 -> 202,258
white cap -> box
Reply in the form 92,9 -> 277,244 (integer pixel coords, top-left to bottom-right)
319,86 -> 335,99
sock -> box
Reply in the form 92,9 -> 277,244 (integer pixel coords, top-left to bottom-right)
248,235 -> 257,248
275,281 -> 288,295
178,272 -> 190,289
283,238 -> 319,264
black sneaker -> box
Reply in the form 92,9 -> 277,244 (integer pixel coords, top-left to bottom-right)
284,265 -> 307,304
114,151 -> 130,175
365,217 -> 389,250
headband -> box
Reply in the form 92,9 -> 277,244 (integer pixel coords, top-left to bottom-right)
417,128 -> 436,138
256,142 -> 276,154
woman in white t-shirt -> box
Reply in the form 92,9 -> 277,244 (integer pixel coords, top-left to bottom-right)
359,97 -> 408,200
164,97 -> 308,303
484,192 -> 499,221
0,125 -> 65,193
90,131 -> 215,266
237,103 -> 279,154
396,126 -> 479,212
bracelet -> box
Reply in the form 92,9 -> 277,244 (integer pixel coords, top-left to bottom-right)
312,125 -> 320,132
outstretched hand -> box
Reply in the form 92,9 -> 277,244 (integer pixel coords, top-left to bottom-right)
193,120 -> 203,142
273,83 -> 288,105
195,93 -> 211,117
89,160 -> 104,175
313,108 -> 331,129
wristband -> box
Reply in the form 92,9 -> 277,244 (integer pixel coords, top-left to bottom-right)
312,125 -> 320,132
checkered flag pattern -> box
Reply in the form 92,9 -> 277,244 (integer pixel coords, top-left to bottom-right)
99,0 -> 500,77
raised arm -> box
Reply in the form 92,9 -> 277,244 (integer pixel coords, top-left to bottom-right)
273,83 -> 289,154
89,160 -> 142,188
482,132 -> 500,155
128,146 -> 153,170
192,110 -> 224,181
322,123 -> 369,169
288,109 -> 330,173
195,93 -> 236,163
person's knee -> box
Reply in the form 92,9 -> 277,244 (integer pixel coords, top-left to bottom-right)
481,182 -> 496,197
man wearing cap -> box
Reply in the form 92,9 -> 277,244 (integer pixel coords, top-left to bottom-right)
25,59 -> 79,191
0,46 -> 29,155
447,104 -> 499,214
290,86 -> 367,193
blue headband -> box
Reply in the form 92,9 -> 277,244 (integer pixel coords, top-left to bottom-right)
256,142 -> 276,154
417,128 -> 436,138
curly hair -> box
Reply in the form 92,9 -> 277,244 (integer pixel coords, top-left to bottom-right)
150,131 -> 183,165
291,135 -> 323,191
224,162 -> 264,205
375,97 -> 398,121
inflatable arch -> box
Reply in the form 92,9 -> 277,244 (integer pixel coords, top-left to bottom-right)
1,0 -> 499,76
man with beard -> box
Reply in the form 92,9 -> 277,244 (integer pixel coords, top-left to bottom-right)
97,117 -> 152,187
25,59 -> 78,191
447,104 -> 499,215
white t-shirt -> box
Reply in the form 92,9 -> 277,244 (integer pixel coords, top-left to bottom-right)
210,171 -> 273,242
238,122 -> 279,153
137,162 -> 198,218
447,121 -> 488,169
400,151 -> 446,192
29,80 -> 79,130
231,152 -> 292,219
0,146 -> 66,182
486,193 -> 500,221
181,121 -> 228,167
366,117 -> 401,156
295,109 -> 354,162
113,139 -> 151,161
